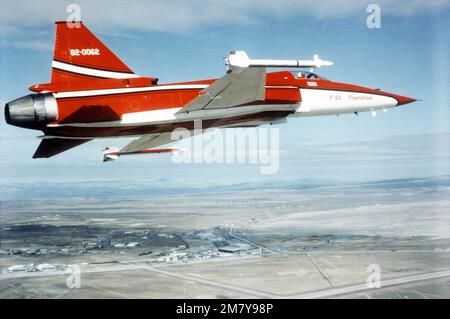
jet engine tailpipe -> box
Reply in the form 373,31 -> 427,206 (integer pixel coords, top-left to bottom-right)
4,93 -> 58,129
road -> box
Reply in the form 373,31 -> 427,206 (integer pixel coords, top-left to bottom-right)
228,226 -> 279,254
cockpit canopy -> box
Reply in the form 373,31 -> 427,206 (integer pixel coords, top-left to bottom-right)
293,71 -> 326,80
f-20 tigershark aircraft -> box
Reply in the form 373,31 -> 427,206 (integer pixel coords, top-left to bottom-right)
4,21 -> 416,160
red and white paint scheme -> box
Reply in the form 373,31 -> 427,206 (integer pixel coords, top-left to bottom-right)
4,21 -> 416,159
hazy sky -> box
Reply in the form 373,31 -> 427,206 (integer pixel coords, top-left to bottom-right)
0,0 -> 449,192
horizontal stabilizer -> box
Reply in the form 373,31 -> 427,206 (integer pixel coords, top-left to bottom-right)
33,138 -> 91,158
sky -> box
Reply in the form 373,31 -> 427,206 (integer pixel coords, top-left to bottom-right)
0,0 -> 449,196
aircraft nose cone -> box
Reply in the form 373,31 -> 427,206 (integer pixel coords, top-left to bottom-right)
394,94 -> 416,106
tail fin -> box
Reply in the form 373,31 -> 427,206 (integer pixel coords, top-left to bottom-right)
51,21 -> 137,82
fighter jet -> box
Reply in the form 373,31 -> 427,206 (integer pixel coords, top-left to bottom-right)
4,21 -> 416,160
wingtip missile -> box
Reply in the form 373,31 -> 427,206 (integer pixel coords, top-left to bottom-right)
313,54 -> 333,68
102,147 -> 181,162
226,51 -> 334,69
102,147 -> 119,162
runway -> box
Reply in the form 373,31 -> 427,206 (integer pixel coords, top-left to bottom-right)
2,254 -> 449,299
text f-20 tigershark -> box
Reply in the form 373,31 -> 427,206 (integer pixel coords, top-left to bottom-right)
4,21 -> 415,160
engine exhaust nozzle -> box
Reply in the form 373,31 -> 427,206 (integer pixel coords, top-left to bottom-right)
4,94 -> 58,129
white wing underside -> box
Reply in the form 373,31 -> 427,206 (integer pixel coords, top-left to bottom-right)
120,129 -> 208,153
120,132 -> 175,153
